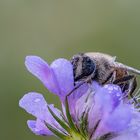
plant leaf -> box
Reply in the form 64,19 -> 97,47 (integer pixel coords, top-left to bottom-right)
45,122 -> 68,140
48,105 -> 71,134
65,97 -> 78,132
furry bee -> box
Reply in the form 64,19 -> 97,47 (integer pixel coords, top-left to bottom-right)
70,52 -> 140,101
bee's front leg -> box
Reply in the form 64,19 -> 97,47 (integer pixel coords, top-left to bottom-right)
66,73 -> 95,97
102,70 -> 116,85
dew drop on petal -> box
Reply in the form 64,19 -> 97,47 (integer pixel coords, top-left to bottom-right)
108,86 -> 114,91
104,85 -> 109,88
116,93 -> 121,97
34,98 -> 41,103
114,86 -> 119,90
109,91 -> 112,94
35,128 -> 40,132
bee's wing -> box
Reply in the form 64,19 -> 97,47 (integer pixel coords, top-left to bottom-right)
85,52 -> 116,62
86,52 -> 140,75
115,62 -> 140,75
113,56 -> 117,61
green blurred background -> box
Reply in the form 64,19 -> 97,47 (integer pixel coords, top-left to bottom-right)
1,0 -> 140,140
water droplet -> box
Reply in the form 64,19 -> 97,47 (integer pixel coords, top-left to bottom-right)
109,91 -> 112,94
35,128 -> 40,132
108,86 -> 114,91
34,98 -> 41,103
116,93 -> 121,97
104,85 -> 108,88
114,86 -> 118,90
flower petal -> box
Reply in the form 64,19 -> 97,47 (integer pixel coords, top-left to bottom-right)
88,84 -> 122,134
19,92 -> 68,134
112,133 -> 139,140
19,92 -> 49,120
27,119 -> 53,136
25,56 -> 59,94
19,92 -> 64,129
68,82 -> 100,124
112,111 -> 140,140
25,56 -> 74,98
51,58 -> 74,99
104,104 -> 132,132
103,84 -> 122,108
67,83 -> 89,117
75,88 -> 93,122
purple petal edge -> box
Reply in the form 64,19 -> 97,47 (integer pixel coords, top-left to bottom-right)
25,56 -> 74,99
51,58 -> 74,99
19,92 -> 49,120
25,56 -> 60,94
27,119 -> 53,136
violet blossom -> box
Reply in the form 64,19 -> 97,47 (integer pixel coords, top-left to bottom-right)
19,56 -> 140,140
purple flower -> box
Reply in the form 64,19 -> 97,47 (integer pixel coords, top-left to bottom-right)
25,56 -> 74,101
19,56 -> 140,140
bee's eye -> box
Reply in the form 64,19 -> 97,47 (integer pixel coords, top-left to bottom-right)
82,57 -> 96,77
71,55 -> 96,82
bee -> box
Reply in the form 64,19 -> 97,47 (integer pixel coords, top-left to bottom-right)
70,52 -> 140,102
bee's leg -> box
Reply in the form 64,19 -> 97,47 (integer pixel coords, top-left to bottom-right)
127,76 -> 138,105
66,73 -> 95,97
112,75 -> 136,95
113,75 -> 138,104
102,71 -> 116,85
110,71 -> 117,83
113,75 -> 134,84
128,76 -> 137,96
66,81 -> 86,97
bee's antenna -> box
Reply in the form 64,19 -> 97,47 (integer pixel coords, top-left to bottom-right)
115,62 -> 140,75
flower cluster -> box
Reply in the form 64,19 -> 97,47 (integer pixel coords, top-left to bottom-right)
19,56 -> 140,140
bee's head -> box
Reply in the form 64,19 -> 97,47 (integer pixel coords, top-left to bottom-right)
70,53 -> 96,82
